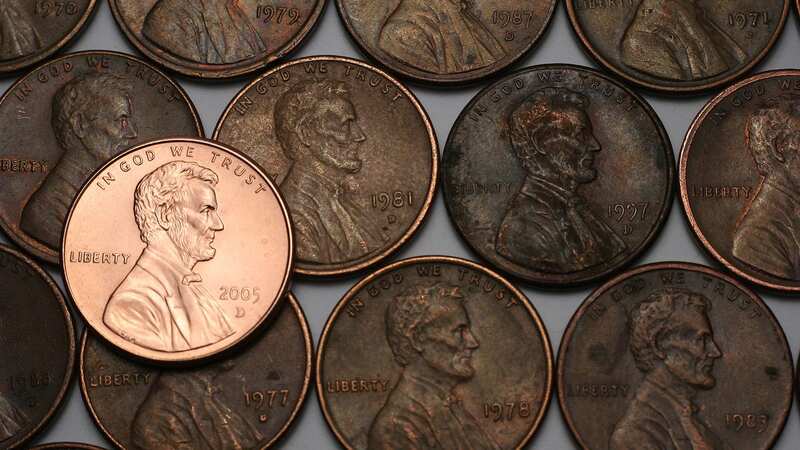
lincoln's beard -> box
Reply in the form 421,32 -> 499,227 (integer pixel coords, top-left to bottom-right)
167,211 -> 216,263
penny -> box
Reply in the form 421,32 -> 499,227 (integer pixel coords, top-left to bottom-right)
29,444 -> 107,450
0,51 -> 203,265
336,0 -> 557,84
108,0 -> 325,79
316,256 -> 553,449
558,262 -> 793,450
0,0 -> 97,75
679,70 -> 800,292
62,138 -> 293,363
79,292 -> 311,449
443,64 -> 674,286
566,0 -> 789,93
214,56 -> 438,277
0,244 -> 75,450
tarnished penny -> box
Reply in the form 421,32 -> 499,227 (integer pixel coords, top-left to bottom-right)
336,0 -> 556,84
316,256 -> 553,449
108,0 -> 325,79
558,262 -> 793,450
443,64 -> 674,286
29,444 -> 107,450
566,0 -> 789,93
214,56 -> 438,277
80,292 -> 312,449
0,244 -> 76,450
62,138 -> 293,363
679,70 -> 800,292
0,51 -> 203,264
0,0 -> 97,75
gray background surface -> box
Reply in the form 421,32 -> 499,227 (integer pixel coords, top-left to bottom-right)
2,1 -> 800,448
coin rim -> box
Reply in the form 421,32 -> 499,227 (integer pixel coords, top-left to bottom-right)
556,261 -> 795,450
213,55 -> 440,277
27,444 -> 106,450
315,255 -> 554,449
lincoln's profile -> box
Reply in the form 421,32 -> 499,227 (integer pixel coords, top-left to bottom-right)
620,0 -> 746,81
378,0 -> 506,74
368,283 -> 500,450
142,0 -> 267,64
495,87 -> 626,274
20,72 -> 137,249
0,0 -> 42,60
610,289 -> 728,450
104,161 -> 234,352
275,80 -> 385,264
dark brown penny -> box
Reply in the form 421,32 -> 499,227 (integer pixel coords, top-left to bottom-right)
558,262 -> 793,450
566,0 -> 789,94
336,0 -> 557,84
316,256 -> 553,449
0,244 -> 76,450
679,70 -> 800,292
108,0 -> 325,79
0,51 -> 203,264
79,292 -> 312,449
214,56 -> 438,277
443,64 -> 674,286
0,0 -> 97,75
29,444 -> 107,450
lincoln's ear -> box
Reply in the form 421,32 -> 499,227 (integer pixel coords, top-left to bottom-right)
772,139 -> 789,164
410,328 -> 425,354
296,117 -> 315,148
69,113 -> 87,139
155,205 -> 171,231
652,336 -> 666,361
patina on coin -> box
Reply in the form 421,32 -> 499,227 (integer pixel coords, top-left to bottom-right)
336,0 -> 556,84
558,262 -> 793,450
29,444 -> 107,450
0,51 -> 203,264
80,292 -> 311,449
0,244 -> 75,450
680,70 -> 800,292
566,0 -> 789,93
214,56 -> 438,277
317,256 -> 553,449
443,64 -> 674,286
62,138 -> 293,363
109,0 -> 325,79
0,0 -> 97,75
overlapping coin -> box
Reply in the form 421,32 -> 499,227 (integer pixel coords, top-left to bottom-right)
62,138 -> 293,363
0,51 -> 203,264
558,262 -> 793,449
215,56 -> 438,277
317,256 -> 553,449
28,444 -> 106,450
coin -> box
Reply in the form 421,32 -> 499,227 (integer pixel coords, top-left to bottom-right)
0,51 -> 203,264
29,444 -> 107,450
0,244 -> 75,450
336,0 -> 557,84
566,0 -> 789,93
0,0 -> 97,75
316,256 -> 553,449
62,138 -> 293,363
214,56 -> 438,277
443,64 -> 674,286
679,70 -> 800,292
80,292 -> 311,450
108,0 -> 325,79
558,262 -> 793,450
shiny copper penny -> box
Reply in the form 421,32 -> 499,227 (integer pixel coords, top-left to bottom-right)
0,0 -> 97,75
29,444 -> 107,450
443,64 -> 674,286
679,70 -> 800,292
0,51 -> 203,264
558,262 -> 793,450
336,0 -> 556,84
0,244 -> 75,450
79,292 -> 311,449
214,56 -> 438,277
108,0 -> 325,79
317,256 -> 553,449
566,0 -> 789,93
62,138 -> 293,363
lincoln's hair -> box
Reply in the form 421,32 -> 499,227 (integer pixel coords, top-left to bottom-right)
746,97 -> 800,176
133,161 -> 218,243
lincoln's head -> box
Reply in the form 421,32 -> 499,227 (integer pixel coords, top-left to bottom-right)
133,162 -> 224,268
630,289 -> 722,389
509,87 -> 601,191
746,99 -> 800,190
274,80 -> 366,177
